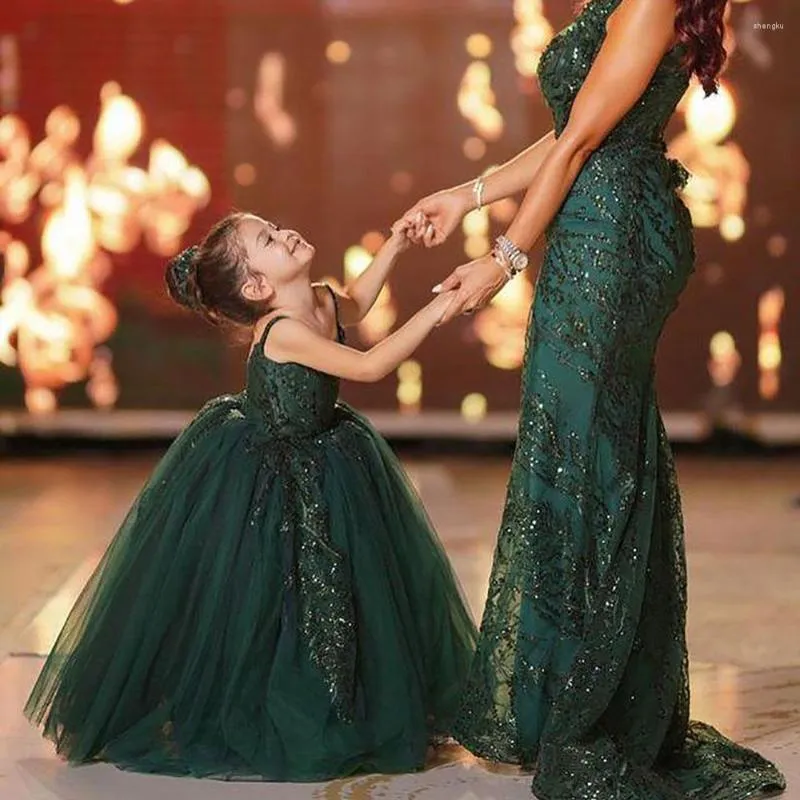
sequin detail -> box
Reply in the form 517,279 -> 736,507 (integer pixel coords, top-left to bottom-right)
244,287 -> 356,720
453,0 -> 786,797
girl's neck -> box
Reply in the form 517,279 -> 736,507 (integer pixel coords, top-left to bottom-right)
251,278 -> 323,343
271,278 -> 319,318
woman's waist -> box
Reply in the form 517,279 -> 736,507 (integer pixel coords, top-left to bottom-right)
590,135 -> 689,189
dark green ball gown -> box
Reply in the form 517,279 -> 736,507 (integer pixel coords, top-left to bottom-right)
452,1 -> 786,798
24,293 -> 477,781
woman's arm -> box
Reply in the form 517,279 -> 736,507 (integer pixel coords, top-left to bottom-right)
333,223 -> 409,326
401,131 -> 556,248
437,0 -> 679,321
264,291 -> 454,383
451,129 -> 557,211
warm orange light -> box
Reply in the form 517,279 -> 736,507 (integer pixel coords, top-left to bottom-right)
0,83 -> 210,412
397,360 -> 422,414
94,86 -> 144,162
458,62 -> 504,142
342,245 -> 397,344
389,171 -> 414,194
463,137 -> 487,161
757,287 -> 784,400
670,77 -> 749,238
766,235 -> 787,258
326,40 -> 352,64
41,167 -> 95,280
254,53 -> 297,148
234,163 -> 257,186
473,275 -> 534,370
511,0 -> 554,78
465,34 -> 493,59
360,231 -> 386,254
461,393 -> 488,422
708,331 -> 741,388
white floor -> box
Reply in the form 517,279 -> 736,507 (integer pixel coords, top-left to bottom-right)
1,454 -> 799,799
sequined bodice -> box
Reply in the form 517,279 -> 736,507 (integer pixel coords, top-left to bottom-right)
244,320 -> 341,440
537,0 -> 690,148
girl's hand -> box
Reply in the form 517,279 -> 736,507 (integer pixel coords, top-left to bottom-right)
402,186 -> 471,248
389,217 -> 415,253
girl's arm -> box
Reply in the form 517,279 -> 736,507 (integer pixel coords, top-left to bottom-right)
264,291 -> 454,383
333,222 -> 411,326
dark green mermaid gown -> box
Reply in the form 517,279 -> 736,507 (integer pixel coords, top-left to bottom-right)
453,1 -> 786,798
24,292 -> 477,781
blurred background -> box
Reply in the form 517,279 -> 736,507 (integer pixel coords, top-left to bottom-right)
0,0 -> 796,444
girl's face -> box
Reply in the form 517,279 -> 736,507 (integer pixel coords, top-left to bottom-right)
238,214 -> 315,304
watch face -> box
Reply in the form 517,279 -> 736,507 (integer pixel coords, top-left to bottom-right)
512,253 -> 528,270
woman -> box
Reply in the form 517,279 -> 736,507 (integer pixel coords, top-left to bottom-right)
403,0 -> 786,797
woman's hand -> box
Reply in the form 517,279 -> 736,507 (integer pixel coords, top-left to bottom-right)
433,254 -> 509,323
402,186 -> 472,248
427,288 -> 459,326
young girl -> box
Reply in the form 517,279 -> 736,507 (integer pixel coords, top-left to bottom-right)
24,211 -> 477,781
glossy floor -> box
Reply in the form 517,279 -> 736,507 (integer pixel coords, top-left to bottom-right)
1,452 -> 799,799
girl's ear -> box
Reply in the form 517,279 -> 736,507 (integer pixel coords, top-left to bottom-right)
242,274 -> 274,303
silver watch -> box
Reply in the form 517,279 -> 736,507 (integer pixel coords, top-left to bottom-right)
494,235 -> 528,276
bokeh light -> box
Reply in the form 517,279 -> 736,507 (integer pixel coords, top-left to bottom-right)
465,34 -> 493,59
758,288 -> 784,400
766,235 -> 787,258
461,392 -> 488,423
0,84 -> 209,412
462,206 -> 490,260
343,244 -> 397,344
326,40 -> 352,65
397,360 -> 422,413
254,53 -> 297,148
234,163 -> 257,186
458,62 -> 504,142
511,0 -> 554,78
226,87 -> 247,110
473,276 -> 534,371
719,214 -> 745,242
360,230 -> 386,254
671,78 -> 749,236
708,332 -> 741,388
463,136 -> 487,161
389,171 -> 414,194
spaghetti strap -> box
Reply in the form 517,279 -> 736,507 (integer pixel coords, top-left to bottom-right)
252,315 -> 289,358
320,283 -> 345,342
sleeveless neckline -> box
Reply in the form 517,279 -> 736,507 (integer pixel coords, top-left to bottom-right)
248,283 -> 343,367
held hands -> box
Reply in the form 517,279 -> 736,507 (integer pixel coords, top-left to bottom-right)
401,187 -> 471,248
393,186 -> 507,323
429,288 -> 459,326
432,254 -> 508,323
388,217 -> 416,253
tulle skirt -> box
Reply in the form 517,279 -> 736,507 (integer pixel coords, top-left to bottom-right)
24,398 -> 477,781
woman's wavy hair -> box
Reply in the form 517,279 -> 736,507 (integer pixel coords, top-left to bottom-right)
674,0 -> 728,94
